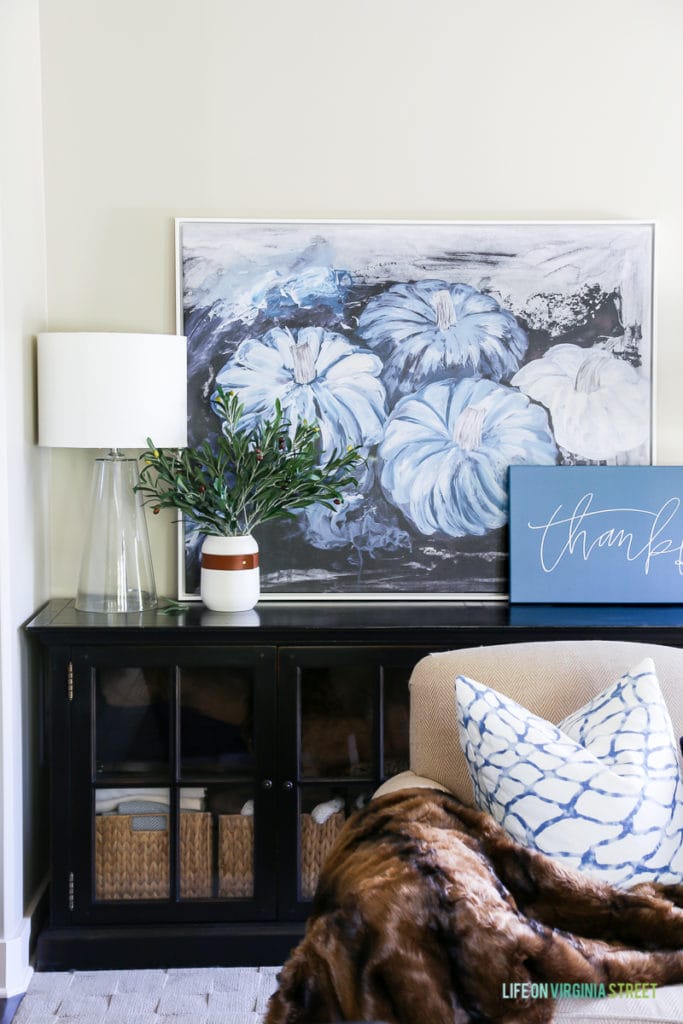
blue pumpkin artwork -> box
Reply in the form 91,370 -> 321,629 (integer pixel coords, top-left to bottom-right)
215,325 -> 387,453
358,281 -> 529,401
176,220 -> 654,598
379,378 -> 558,538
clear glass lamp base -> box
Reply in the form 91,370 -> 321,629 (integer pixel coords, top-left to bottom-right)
75,451 -> 158,613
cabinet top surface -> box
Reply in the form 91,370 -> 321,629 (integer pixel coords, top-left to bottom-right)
25,598 -> 683,640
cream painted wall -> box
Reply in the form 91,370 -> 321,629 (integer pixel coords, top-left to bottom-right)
39,0 -> 683,598
0,0 -> 49,996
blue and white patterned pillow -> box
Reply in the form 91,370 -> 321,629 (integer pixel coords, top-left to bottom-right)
456,658 -> 683,887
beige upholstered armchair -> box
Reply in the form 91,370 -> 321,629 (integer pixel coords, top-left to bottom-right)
376,640 -> 683,1024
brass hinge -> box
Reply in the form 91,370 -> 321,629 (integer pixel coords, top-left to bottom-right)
68,871 -> 75,911
67,662 -> 74,701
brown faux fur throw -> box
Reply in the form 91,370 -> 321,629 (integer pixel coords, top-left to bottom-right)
265,788 -> 683,1024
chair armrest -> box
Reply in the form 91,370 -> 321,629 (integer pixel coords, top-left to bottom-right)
373,771 -> 451,800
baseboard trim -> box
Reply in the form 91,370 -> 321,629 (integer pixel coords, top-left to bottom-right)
0,875 -> 48,998
0,927 -> 33,999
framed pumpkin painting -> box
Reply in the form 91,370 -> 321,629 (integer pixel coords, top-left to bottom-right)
175,219 -> 654,601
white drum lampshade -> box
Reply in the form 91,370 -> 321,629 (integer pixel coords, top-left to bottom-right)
38,332 -> 188,613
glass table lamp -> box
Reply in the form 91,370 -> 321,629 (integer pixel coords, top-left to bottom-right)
38,332 -> 187,613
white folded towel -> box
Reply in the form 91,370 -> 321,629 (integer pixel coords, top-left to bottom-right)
310,796 -> 344,825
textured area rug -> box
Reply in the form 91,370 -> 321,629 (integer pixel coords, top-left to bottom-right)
14,967 -> 683,1024
12,967 -> 279,1023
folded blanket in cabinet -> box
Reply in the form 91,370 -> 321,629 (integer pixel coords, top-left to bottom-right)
95,787 -> 205,814
265,788 -> 683,1024
115,800 -> 168,814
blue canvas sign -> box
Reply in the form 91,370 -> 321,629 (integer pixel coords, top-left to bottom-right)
509,467 -> 683,604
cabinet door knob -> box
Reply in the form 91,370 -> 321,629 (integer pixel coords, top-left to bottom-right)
282,780 -> 294,791
261,779 -> 273,790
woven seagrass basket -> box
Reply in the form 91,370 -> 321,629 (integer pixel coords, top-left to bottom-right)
300,811 -> 345,899
96,808 -> 345,902
218,815 -> 254,897
95,812 -> 212,900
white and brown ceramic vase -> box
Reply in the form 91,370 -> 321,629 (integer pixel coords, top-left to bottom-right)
200,535 -> 260,612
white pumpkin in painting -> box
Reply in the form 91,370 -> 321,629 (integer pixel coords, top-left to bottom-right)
511,344 -> 650,460
378,377 -> 558,538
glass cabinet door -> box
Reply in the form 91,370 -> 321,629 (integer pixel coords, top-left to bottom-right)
179,665 -> 256,901
69,646 -> 275,925
278,647 -> 421,919
95,665 -> 170,774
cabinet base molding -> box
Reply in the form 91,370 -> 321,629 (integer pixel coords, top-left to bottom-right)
35,922 -> 304,972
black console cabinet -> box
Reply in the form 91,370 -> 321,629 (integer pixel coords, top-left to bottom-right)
27,598 -> 683,970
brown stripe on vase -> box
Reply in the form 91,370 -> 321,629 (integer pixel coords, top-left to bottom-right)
201,552 -> 260,571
